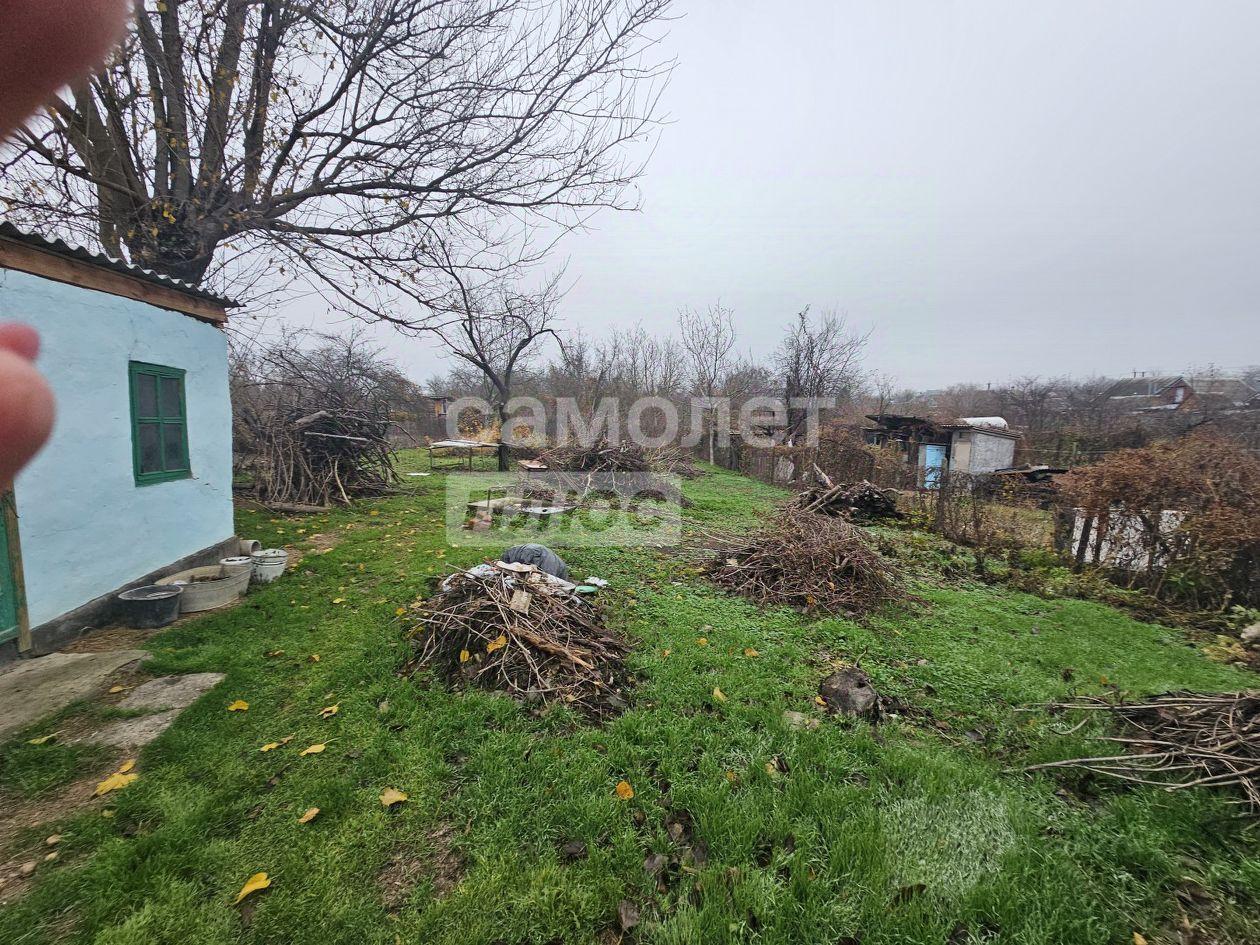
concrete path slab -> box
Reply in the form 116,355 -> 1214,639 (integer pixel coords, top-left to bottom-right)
84,709 -> 184,748
0,650 -> 149,739
118,673 -> 225,712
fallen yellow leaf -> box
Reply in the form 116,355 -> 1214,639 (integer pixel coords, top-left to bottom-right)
94,772 -> 138,796
234,872 -> 271,904
280,734 -> 296,744
227,700 -> 249,712
713,687 -> 727,703
319,704 -> 339,719
1133,935 -> 1148,945
369,510 -> 380,516
661,649 -> 671,657
116,759 -> 136,774
380,787 -> 408,807
724,770 -> 737,783
458,649 -> 470,663
743,648 -> 760,658
108,685 -> 129,694
259,742 -> 280,752
332,597 -> 346,604
309,654 -> 321,662
300,743 -> 326,756
614,780 -> 635,800
298,807 -> 320,824
486,634 -> 507,653
395,607 -> 406,616
265,649 -> 285,657
27,733 -> 58,745
696,637 -> 708,646
815,695 -> 827,706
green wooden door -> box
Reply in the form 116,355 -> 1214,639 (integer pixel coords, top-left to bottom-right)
0,494 -> 18,644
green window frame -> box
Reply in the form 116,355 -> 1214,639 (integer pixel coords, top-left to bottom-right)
129,361 -> 191,485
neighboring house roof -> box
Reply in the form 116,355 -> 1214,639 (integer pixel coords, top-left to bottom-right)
1187,376 -> 1259,406
0,222 -> 236,323
1103,375 -> 1185,398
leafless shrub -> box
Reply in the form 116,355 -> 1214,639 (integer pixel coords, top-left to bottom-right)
1058,435 -> 1260,609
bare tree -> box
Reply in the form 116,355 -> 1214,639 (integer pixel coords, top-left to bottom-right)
430,272 -> 563,469
775,307 -> 868,441
679,302 -> 736,461
1,0 -> 672,325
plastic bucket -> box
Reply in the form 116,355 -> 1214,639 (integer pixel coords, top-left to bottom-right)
117,584 -> 183,628
220,556 -> 254,575
251,548 -> 289,584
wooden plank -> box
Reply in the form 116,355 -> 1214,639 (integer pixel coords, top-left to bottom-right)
2,491 -> 31,652
0,237 -> 228,325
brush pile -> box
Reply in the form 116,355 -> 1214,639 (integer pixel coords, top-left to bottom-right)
708,509 -> 905,615
648,446 -> 703,480
402,565 -> 631,717
795,479 -> 900,523
533,439 -> 690,505
232,331 -> 398,508
244,407 -> 396,507
1027,691 -> 1260,812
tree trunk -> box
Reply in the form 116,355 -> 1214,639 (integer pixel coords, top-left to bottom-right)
496,402 -> 510,472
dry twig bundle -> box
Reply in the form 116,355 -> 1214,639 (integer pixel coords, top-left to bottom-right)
708,509 -> 905,615
795,479 -> 900,523
533,438 -> 691,506
1026,691 -> 1260,812
402,568 -> 630,717
233,332 -> 399,507
648,446 -> 703,480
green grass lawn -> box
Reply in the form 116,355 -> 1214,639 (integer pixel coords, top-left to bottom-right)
2,456 -> 1257,944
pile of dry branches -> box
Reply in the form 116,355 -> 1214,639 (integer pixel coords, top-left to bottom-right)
708,509 -> 905,615
533,439 -> 690,505
1026,691 -> 1260,812
795,478 -> 900,523
537,439 -> 654,472
648,446 -> 703,479
233,332 -> 400,508
402,567 -> 630,717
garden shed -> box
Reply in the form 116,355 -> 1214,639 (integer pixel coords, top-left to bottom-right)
0,224 -> 238,661
864,414 -> 1020,487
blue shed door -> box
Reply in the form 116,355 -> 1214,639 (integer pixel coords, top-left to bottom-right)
922,444 -> 947,490
0,493 -> 19,644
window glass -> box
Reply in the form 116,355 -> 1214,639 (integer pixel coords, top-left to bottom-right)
160,375 -> 183,418
135,373 -> 159,417
162,423 -> 187,471
138,422 -> 162,473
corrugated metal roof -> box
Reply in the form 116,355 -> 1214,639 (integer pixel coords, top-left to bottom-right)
1103,375 -> 1183,398
0,222 -> 238,309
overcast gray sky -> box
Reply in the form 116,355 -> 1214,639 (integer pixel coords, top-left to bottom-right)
266,0 -> 1260,390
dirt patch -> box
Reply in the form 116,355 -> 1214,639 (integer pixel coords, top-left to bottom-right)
62,626 -> 159,653
377,823 -> 465,910
0,754 -> 126,903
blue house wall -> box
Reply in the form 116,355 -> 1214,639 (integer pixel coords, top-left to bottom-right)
1,268 -> 234,631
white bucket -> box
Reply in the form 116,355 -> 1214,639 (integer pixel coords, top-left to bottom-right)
251,548 -> 289,584
220,555 -> 254,576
